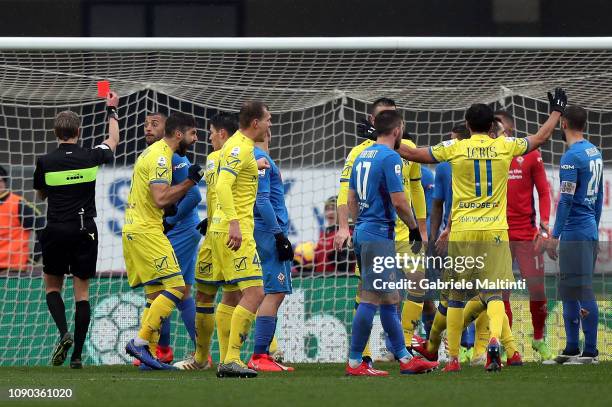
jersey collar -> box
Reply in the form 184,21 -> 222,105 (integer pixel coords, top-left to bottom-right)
470,133 -> 493,141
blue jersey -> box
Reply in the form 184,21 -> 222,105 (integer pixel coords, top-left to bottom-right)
552,140 -> 603,240
349,144 -> 404,240
432,161 -> 452,230
421,166 -> 435,232
166,153 -> 201,230
254,147 -> 289,234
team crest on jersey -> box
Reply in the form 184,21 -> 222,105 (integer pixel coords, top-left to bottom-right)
233,257 -> 247,272
516,156 -> 524,165
156,167 -> 168,178
198,261 -> 212,277
277,273 -> 285,283
157,156 -> 167,167
153,256 -> 169,272
230,146 -> 241,157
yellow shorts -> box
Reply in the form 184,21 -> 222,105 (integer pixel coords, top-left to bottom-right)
122,232 -> 185,290
211,231 -> 263,290
448,229 -> 513,291
396,240 -> 426,299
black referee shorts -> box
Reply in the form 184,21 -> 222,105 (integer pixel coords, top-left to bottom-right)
41,219 -> 98,280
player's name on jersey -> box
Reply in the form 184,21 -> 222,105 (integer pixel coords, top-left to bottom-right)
372,278 -> 527,292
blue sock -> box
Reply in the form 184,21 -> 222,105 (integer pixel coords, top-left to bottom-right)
580,300 -> 599,355
254,316 -> 277,355
380,304 -> 409,360
265,318 -> 278,354
158,315 -> 171,347
461,323 -> 475,348
422,309 -> 435,339
177,297 -> 196,345
562,300 -> 581,354
349,302 -> 377,361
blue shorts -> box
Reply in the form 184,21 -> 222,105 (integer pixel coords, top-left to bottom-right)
353,229 -> 400,294
254,230 -> 292,295
559,229 -> 598,301
168,224 -> 201,285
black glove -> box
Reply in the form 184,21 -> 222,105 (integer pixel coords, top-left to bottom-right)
408,227 -> 423,254
357,118 -> 377,140
196,218 -> 208,236
274,232 -> 294,261
188,164 -> 204,184
547,87 -> 567,114
162,205 -> 177,234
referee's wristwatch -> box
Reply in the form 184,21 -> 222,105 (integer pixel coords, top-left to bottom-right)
106,105 -> 119,121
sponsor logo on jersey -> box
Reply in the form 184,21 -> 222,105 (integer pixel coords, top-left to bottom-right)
458,201 -> 500,209
174,162 -> 188,170
561,164 -> 575,170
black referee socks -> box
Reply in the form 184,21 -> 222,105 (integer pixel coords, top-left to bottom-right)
72,300 -> 91,361
46,291 -> 68,338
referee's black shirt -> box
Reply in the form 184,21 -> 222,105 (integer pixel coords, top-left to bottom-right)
33,143 -> 114,223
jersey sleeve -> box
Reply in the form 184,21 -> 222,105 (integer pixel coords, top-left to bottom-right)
90,143 -> 115,165
147,152 -> 172,185
215,143 -> 249,221
429,139 -> 457,163
531,151 -> 551,226
33,158 -> 45,190
505,137 -> 529,157
552,152 -> 578,238
255,163 -> 282,234
338,148 -> 358,206
383,154 -> 404,194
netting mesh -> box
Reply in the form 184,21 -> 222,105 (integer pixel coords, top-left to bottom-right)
0,48 -> 610,365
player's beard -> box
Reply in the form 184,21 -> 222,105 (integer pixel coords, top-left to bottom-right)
394,135 -> 401,150
177,138 -> 191,156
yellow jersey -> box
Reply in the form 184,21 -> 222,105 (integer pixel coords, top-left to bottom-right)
204,150 -> 220,221
338,138 -> 426,240
209,131 -> 258,235
430,134 -> 528,232
123,139 -> 174,233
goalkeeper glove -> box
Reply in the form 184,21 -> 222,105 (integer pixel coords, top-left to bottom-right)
196,218 -> 208,236
547,87 -> 567,114
357,118 -> 377,140
274,233 -> 294,261
188,164 -> 204,184
408,227 -> 423,254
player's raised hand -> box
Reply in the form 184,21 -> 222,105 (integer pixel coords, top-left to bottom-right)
333,227 -> 351,250
257,157 -> 270,170
357,118 -> 377,140
547,87 -> 567,114
227,219 -> 242,250
106,91 -> 119,108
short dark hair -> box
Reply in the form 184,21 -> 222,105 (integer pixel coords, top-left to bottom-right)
451,123 -> 470,139
54,110 -> 80,141
164,112 -> 196,137
564,105 -> 587,131
374,110 -> 403,136
369,97 -> 396,114
494,110 -> 514,123
210,112 -> 239,136
465,104 -> 495,133
239,101 -> 269,129
147,112 -> 167,120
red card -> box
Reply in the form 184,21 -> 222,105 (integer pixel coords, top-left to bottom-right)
97,80 -> 110,98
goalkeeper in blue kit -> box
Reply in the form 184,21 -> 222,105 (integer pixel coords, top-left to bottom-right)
544,106 -> 603,365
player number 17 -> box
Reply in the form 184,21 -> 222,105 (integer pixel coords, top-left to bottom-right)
355,161 -> 371,200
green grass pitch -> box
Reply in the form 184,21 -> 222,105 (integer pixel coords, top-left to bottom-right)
1,363 -> 611,407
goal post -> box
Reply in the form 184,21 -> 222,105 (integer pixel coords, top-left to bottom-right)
0,37 -> 609,365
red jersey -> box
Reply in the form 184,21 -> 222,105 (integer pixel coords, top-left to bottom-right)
507,149 -> 551,234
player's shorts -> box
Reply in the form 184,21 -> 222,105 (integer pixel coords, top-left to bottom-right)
168,224 -> 201,285
559,229 -> 598,301
122,232 -> 185,292
254,229 -> 292,295
194,235 -> 226,295
210,231 -> 263,291
353,229 -> 400,294
41,219 -> 98,280
448,229 -> 513,301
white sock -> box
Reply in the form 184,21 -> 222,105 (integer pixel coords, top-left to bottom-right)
399,355 -> 412,364
134,337 -> 148,346
348,359 -> 361,368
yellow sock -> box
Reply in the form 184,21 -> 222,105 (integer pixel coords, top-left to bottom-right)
427,301 -> 447,353
139,289 -> 184,343
215,303 -> 235,363
402,300 -> 424,344
463,298 -> 486,329
140,299 -> 154,353
194,302 -> 215,364
224,305 -> 256,364
446,306 -> 464,358
473,312 -> 489,357
486,300 -> 505,339
269,335 -> 278,355
500,313 -> 518,356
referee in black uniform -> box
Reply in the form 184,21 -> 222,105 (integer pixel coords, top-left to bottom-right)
33,92 -> 120,369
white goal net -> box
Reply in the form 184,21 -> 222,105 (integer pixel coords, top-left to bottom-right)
0,38 -> 610,365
